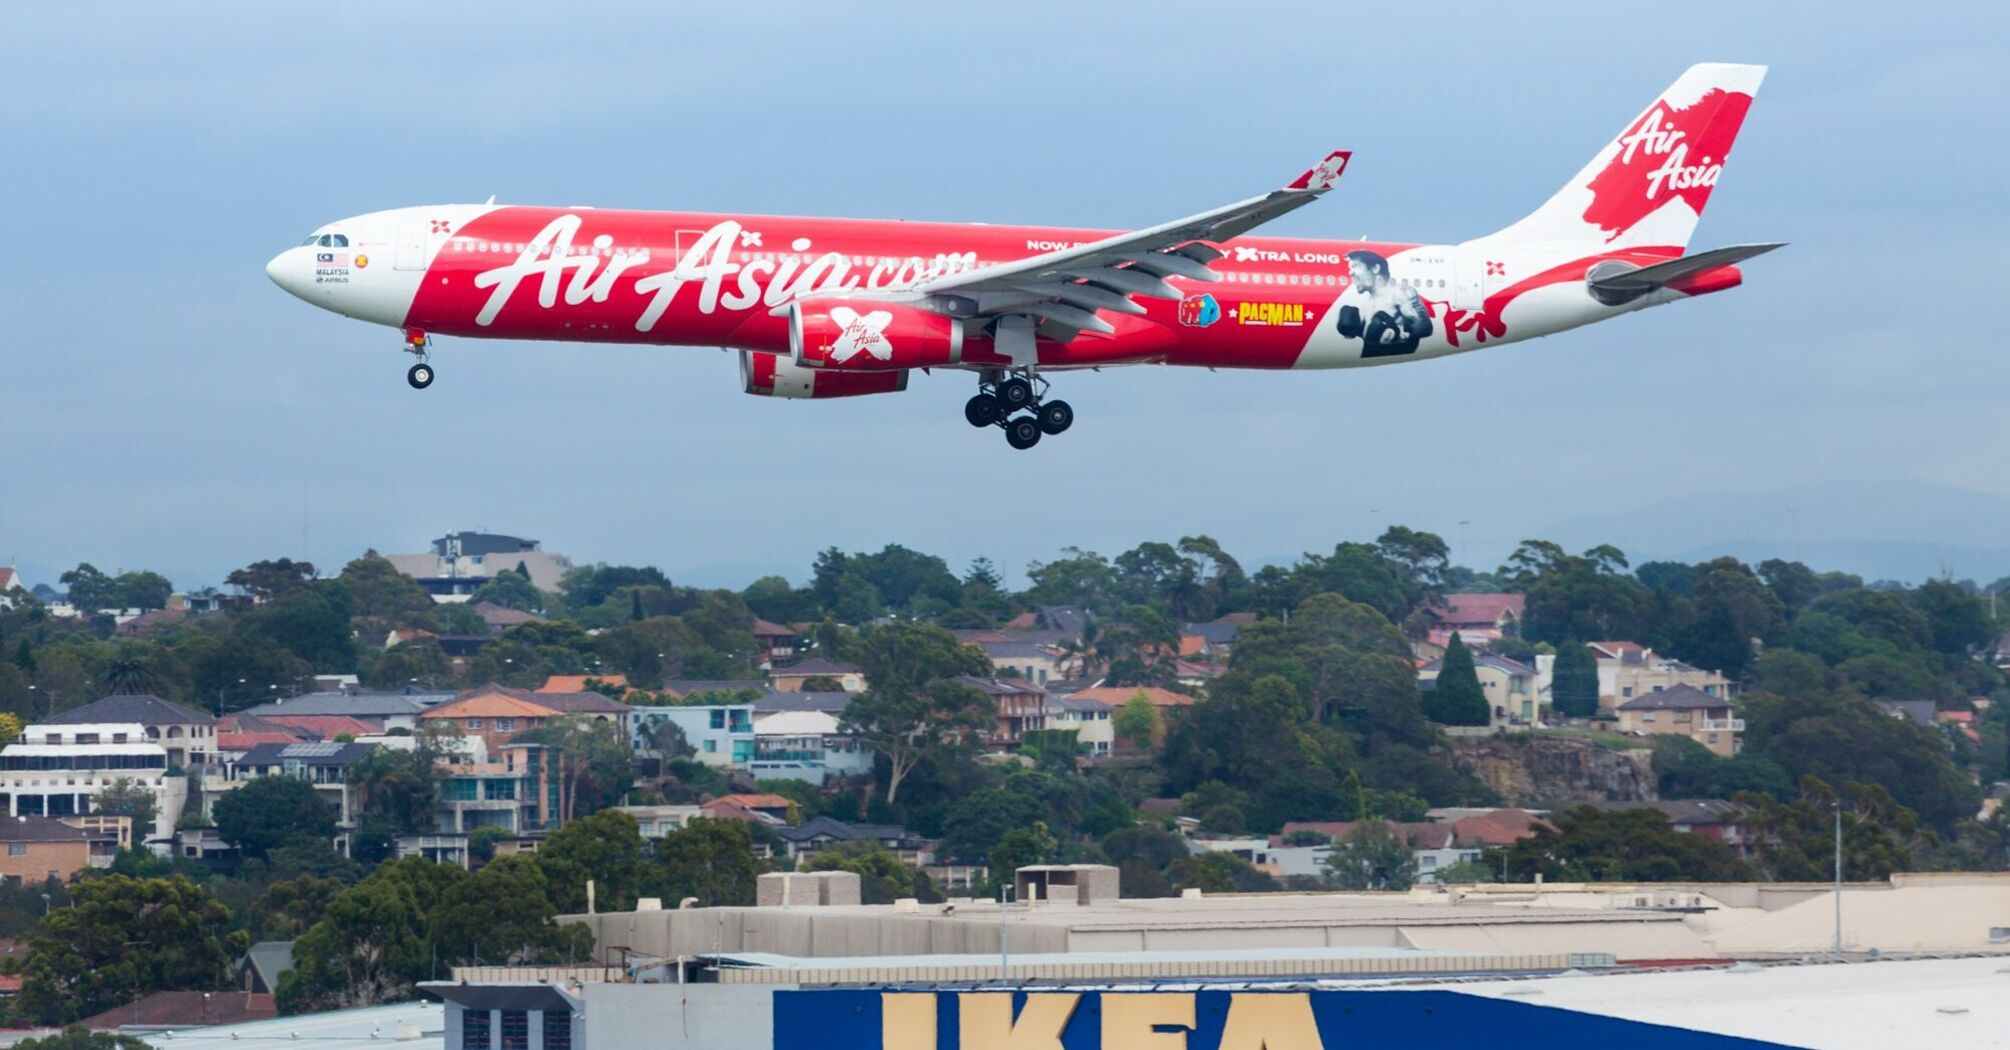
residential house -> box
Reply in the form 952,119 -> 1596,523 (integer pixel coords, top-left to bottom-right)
1938,709 -> 1983,745
1571,800 -> 1754,859
215,713 -> 314,756
242,691 -> 440,732
538,674 -> 631,696
257,714 -> 381,741
383,532 -> 575,597
1427,594 -> 1525,649
661,679 -> 768,702
1615,685 -> 1744,756
1179,616 -> 1246,660
236,941 -> 296,995
752,619 -> 799,669
750,710 -> 872,784
975,640 -> 1066,687
0,722 -> 184,838
0,816 -> 114,885
1274,809 -> 1547,883
700,794 -> 796,831
1043,696 -> 1115,755
631,704 -> 755,767
61,813 -> 132,859
954,676 -> 1048,747
1876,700 -> 1937,728
768,658 -> 866,693
395,833 -> 471,868
611,804 -> 704,840
437,741 -> 560,835
0,567 -> 24,608
774,816 -> 936,868
39,694 -> 217,768
1588,641 -> 1733,711
526,688 -> 633,727
1418,652 -> 1542,729
216,741 -> 376,826
1003,605 -> 1093,642
1067,686 -> 1198,749
420,688 -> 560,754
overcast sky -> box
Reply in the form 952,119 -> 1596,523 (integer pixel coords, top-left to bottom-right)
3,2 -> 2006,591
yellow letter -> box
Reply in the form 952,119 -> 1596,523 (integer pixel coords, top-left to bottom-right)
958,993 -> 1080,1050
1218,994 -> 1323,1050
1101,993 -> 1194,1050
883,992 -> 937,1050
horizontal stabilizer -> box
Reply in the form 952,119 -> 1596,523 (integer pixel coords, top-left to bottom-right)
1589,242 -> 1785,292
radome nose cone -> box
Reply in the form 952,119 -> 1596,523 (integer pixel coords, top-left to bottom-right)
266,248 -> 311,301
265,251 -> 286,286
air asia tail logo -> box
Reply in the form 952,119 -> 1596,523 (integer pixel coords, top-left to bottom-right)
1581,88 -> 1752,241
827,307 -> 894,362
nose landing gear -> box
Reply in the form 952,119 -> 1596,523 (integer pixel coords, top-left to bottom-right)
404,328 -> 434,390
967,369 -> 1072,450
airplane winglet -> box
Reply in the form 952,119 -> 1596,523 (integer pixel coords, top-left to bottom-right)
1285,150 -> 1351,192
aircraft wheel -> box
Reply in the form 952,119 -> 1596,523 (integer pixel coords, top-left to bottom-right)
1004,416 -> 1042,450
407,363 -> 435,389
1036,399 -> 1074,435
964,393 -> 1002,428
996,376 -> 1035,412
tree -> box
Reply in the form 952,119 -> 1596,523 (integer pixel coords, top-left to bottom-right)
536,810 -> 649,914
517,714 -> 632,822
656,819 -> 768,907
804,843 -> 937,904
278,857 -> 466,1013
838,622 -> 994,804
1168,852 -> 1278,893
469,568 -> 543,613
1424,633 -> 1489,726
11,1027 -> 152,1050
430,855 -> 592,966
1323,820 -> 1420,890
1671,558 -> 1782,681
249,874 -> 348,941
1113,692 -> 1161,750
1734,779 -> 1926,882
11,875 -> 247,1024
97,645 -> 162,696
339,554 -> 438,628
1489,807 -> 1755,882
213,775 -> 336,858
1551,641 -> 1600,719
349,746 -> 440,834
0,712 -> 21,744
240,583 -> 357,671
227,559 -> 317,601
90,779 -> 159,838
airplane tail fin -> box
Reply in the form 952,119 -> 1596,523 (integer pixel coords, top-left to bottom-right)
1479,63 -> 1766,251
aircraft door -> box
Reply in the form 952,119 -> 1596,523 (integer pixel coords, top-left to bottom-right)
395,220 -> 433,271
1453,254 -> 1486,311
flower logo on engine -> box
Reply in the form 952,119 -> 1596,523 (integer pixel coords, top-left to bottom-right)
827,307 -> 895,363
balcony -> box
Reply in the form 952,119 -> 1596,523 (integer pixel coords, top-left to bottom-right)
1700,718 -> 1745,732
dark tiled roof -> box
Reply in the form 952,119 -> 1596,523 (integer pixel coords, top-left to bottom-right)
1570,799 -> 1741,825
43,694 -> 216,726
951,675 -> 1044,696
1616,684 -> 1730,711
1181,622 -> 1240,645
776,657 -> 859,676
244,693 -> 439,718
978,641 -> 1055,659
235,741 -> 376,766
774,816 -> 913,844
751,691 -> 852,715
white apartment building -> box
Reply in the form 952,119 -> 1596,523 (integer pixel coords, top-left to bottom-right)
0,722 -> 186,840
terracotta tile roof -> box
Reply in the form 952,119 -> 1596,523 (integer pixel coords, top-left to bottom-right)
1430,594 -> 1525,627
751,618 -> 795,638
0,568 -> 19,591
473,602 -> 546,628
260,714 -> 380,738
539,674 -> 630,694
1068,686 -> 1198,709
705,793 -> 795,812
421,686 -> 562,721
1450,808 -> 1549,846
81,990 -> 276,1030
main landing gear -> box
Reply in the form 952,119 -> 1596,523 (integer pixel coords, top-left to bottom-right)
404,328 -> 434,389
965,369 -> 1072,450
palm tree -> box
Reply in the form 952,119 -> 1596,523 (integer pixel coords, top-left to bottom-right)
98,652 -> 159,695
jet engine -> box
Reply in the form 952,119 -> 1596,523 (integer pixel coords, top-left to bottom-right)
739,350 -> 907,399
789,298 -> 963,370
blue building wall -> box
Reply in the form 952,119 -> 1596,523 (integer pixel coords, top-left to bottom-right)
773,988 -> 1793,1050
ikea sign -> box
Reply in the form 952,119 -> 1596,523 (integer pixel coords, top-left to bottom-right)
773,989 -> 1793,1049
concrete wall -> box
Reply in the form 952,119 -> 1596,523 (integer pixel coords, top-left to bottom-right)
583,983 -> 777,1050
564,909 -> 1069,963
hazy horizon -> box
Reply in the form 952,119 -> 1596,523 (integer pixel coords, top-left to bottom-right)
5,3 -> 2006,595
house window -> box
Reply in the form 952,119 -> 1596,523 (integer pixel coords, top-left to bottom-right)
709,711 -> 726,730
466,719 -> 484,730
1621,687 -> 1634,698
462,1010 -> 492,1050
7,844 -> 24,857
495,718 -> 515,731
703,740 -> 716,753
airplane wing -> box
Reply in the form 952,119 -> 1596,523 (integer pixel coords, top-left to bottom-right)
915,150 -> 1351,354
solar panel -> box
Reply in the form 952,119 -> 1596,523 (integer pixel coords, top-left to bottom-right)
283,742 -> 344,757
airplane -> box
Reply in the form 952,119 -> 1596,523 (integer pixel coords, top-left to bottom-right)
267,63 -> 1776,451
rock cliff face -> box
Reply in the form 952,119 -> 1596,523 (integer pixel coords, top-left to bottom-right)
1449,735 -> 1657,806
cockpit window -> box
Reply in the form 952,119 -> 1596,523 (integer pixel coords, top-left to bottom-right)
331,234 -> 349,247
300,235 -> 319,246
